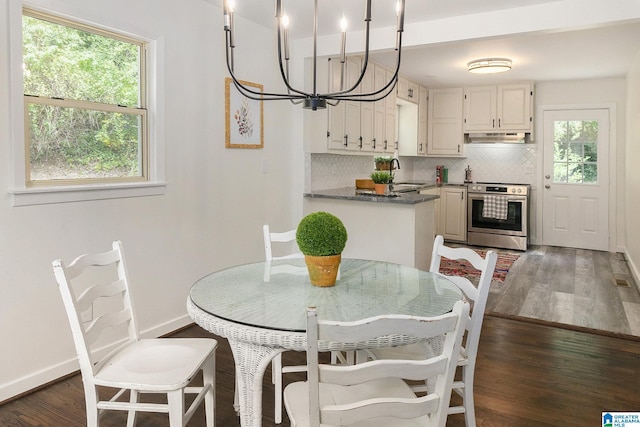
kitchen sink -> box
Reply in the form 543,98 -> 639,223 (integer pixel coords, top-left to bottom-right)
389,183 -> 428,192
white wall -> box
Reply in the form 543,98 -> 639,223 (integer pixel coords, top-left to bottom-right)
0,0 -> 300,401
625,53 -> 640,284
534,78 -> 626,252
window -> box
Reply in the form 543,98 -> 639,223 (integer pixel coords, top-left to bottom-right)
552,119 -> 598,184
22,9 -> 147,187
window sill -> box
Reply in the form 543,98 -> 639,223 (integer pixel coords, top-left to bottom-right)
10,181 -> 167,206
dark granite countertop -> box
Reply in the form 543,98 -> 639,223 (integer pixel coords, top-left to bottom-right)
303,186 -> 440,205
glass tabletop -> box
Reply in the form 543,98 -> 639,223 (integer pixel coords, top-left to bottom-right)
189,259 -> 463,333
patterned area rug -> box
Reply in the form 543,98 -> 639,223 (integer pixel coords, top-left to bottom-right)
439,249 -> 521,283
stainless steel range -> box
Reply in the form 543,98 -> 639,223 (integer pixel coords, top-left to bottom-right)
467,183 -> 530,251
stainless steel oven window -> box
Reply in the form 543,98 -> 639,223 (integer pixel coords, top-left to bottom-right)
467,195 -> 527,237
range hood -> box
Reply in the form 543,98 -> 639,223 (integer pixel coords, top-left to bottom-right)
465,132 -> 528,144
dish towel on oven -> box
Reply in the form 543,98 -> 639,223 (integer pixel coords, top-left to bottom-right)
482,195 -> 508,220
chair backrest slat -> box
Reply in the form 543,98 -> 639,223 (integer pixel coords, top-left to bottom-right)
263,225 -> 303,261
84,308 -> 133,345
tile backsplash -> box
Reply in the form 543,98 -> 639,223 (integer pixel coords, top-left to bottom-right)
309,144 -> 537,190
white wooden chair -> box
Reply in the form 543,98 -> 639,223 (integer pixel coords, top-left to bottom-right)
52,241 -> 217,427
262,224 -> 347,423
367,235 -> 497,427
262,225 -> 306,424
284,300 -> 470,427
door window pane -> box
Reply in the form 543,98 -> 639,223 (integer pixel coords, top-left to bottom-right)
552,120 -> 598,184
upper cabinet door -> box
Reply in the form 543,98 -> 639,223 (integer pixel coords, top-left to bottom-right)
397,76 -> 419,103
463,83 -> 533,132
427,88 -> 464,157
497,84 -> 532,131
464,86 -> 497,132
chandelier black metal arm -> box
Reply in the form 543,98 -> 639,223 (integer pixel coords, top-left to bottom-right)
223,0 -> 405,110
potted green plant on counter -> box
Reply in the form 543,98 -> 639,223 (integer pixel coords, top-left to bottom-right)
374,156 -> 392,171
370,171 -> 392,195
296,212 -> 348,287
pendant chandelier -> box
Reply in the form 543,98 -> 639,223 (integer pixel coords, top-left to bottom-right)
223,0 -> 406,110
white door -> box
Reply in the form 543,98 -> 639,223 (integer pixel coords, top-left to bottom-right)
542,109 -> 609,250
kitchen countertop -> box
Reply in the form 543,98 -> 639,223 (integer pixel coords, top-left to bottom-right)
304,186 -> 438,205
304,182 -> 469,205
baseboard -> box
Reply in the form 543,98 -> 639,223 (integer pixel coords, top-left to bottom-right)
624,248 -> 640,294
0,314 -> 193,404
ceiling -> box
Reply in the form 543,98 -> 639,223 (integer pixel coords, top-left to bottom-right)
215,0 -> 640,88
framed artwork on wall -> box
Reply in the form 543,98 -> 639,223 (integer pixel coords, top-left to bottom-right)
225,77 -> 264,148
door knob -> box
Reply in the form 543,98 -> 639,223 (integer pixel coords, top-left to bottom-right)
545,184 -> 551,189
545,175 -> 550,179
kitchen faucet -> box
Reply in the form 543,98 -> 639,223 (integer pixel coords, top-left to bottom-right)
389,158 -> 400,183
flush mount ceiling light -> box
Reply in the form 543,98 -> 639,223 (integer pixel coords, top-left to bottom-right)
223,0 -> 406,110
467,58 -> 512,74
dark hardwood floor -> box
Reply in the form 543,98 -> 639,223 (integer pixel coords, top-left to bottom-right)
2,316 -> 639,426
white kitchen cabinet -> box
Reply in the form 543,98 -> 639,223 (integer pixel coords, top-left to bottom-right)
427,88 -> 464,157
383,68 -> 397,153
327,57 -> 362,151
372,64 -> 386,152
397,76 -> 419,103
440,186 -> 467,242
420,187 -> 441,235
418,85 -> 428,155
398,84 -> 428,157
463,83 -> 533,132
327,58 -> 395,153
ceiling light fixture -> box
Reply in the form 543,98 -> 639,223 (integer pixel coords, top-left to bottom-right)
223,0 -> 406,110
467,58 -> 512,74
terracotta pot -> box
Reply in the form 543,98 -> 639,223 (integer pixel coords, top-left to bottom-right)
304,254 -> 341,287
374,183 -> 387,195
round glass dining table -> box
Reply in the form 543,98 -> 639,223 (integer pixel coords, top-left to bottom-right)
187,258 -> 463,427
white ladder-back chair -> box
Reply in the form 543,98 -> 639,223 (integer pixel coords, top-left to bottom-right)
263,225 -> 305,424
52,241 -> 217,427
368,235 -> 497,427
284,301 -> 470,427
263,225 -> 346,423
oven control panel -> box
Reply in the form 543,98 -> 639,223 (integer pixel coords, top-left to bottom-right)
468,183 -> 529,195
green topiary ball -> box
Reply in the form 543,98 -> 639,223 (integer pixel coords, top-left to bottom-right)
296,211 -> 348,257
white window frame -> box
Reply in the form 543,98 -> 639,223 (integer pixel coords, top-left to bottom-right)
8,2 -> 166,206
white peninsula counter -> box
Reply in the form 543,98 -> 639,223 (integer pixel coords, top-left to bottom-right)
303,187 -> 438,270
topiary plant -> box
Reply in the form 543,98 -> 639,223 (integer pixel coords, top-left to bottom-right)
296,212 -> 348,257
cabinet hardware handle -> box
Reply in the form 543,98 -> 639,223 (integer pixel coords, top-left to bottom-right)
359,136 -> 363,148
384,140 -> 388,150
457,144 -> 460,153
372,138 -> 376,149
343,135 -> 348,147
498,118 -> 501,128
492,119 -> 495,128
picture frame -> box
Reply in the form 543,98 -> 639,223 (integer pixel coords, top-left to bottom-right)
225,77 -> 264,149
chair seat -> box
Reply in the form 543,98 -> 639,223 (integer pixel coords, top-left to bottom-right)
95,338 -> 217,391
284,378 -> 429,427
